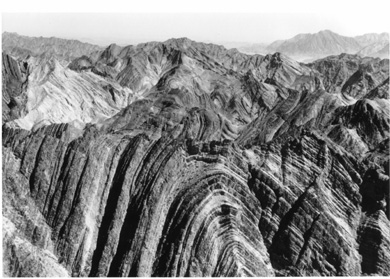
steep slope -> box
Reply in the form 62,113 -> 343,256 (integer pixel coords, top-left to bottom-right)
70,38 -> 271,132
2,53 -> 138,130
2,53 -> 29,122
2,36 -> 390,277
307,54 -> 389,99
366,78 -> 389,99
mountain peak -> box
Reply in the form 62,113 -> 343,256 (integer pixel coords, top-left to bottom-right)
3,31 -> 390,278
2,31 -> 18,36
164,37 -> 194,47
318,29 -> 335,34
267,29 -> 365,62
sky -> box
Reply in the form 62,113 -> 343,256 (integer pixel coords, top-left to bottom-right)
1,0 -> 390,47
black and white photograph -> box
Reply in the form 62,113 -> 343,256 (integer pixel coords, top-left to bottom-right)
1,0 -> 390,277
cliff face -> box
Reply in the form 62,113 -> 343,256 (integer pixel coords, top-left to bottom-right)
2,53 -> 29,122
2,35 -> 390,277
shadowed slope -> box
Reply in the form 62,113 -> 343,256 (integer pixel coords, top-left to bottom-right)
2,36 -> 390,277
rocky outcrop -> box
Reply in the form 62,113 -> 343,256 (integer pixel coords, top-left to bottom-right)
3,147 -> 70,277
366,78 -> 389,99
358,165 -> 390,275
2,35 -> 390,277
307,54 -> 389,98
2,53 -> 29,122
2,53 -> 139,130
0,122 -> 362,276
330,99 -> 390,150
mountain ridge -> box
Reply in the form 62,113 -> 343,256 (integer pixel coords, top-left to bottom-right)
2,31 -> 103,61
4,30 -> 389,64
2,32 -> 390,277
265,30 -> 389,62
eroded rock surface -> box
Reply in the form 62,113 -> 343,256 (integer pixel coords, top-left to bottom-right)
2,35 -> 390,276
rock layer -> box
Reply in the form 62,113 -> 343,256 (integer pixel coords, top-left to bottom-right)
2,35 -> 390,277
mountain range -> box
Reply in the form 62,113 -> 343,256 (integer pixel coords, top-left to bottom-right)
3,30 -> 389,63
237,30 -> 389,62
2,32 -> 103,62
2,31 -> 390,277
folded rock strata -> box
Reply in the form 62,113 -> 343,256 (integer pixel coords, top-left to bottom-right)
2,35 -> 390,277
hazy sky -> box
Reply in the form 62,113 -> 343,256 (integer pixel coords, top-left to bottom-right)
2,0 -> 390,46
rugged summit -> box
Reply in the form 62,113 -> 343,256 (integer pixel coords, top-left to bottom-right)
2,34 -> 390,277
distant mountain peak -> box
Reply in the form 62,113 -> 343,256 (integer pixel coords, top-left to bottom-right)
319,29 -> 334,34
265,29 -> 388,62
168,37 -> 192,42
2,31 -> 103,61
164,37 -> 194,46
2,31 -> 390,278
